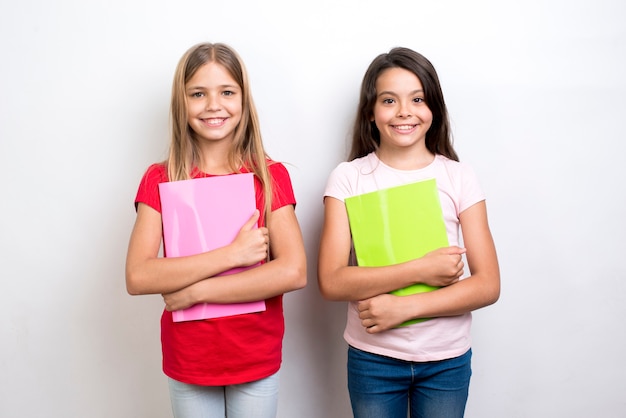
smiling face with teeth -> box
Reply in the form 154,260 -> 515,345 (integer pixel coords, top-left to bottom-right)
372,67 -> 433,158
185,61 -> 243,147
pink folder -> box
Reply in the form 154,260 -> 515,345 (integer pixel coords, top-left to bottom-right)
158,173 -> 266,322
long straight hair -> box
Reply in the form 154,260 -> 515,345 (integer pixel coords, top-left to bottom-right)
168,42 -> 273,225
349,47 -> 459,162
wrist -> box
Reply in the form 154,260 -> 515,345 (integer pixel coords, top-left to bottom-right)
220,245 -> 240,271
191,279 -> 210,305
403,293 -> 425,322
409,257 -> 426,285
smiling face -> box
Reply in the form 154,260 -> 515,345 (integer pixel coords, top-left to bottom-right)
185,62 -> 243,145
372,67 -> 433,154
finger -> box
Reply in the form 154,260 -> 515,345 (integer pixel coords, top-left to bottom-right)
241,210 -> 260,231
441,246 -> 467,255
458,258 -> 465,272
452,246 -> 467,254
361,317 -> 375,328
365,324 -> 380,334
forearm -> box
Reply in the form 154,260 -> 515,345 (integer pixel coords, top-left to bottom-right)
176,204 -> 308,305
405,272 -> 500,319
318,198 -> 464,302
319,246 -> 466,302
406,200 -> 501,318
183,255 -> 307,304
319,260 -> 422,302
126,204 -> 271,296
125,245 -> 240,295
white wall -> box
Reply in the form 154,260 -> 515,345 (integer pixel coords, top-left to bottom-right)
1,0 -> 625,417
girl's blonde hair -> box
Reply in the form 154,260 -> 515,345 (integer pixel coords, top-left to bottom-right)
168,42 -> 273,225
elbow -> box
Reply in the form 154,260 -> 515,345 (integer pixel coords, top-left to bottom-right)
125,267 -> 146,296
485,289 -> 500,307
317,273 -> 343,301
125,278 -> 141,296
318,287 -> 338,301
292,268 -> 307,291
319,289 -> 345,302
489,284 -> 501,306
317,279 -> 332,300
286,260 -> 307,292
484,274 -> 501,306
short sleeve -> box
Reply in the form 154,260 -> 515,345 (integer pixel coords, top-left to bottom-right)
323,162 -> 356,202
134,163 -> 168,213
268,162 -> 296,211
456,162 -> 485,214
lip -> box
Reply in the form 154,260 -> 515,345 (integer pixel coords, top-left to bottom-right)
391,124 -> 418,133
200,117 -> 228,127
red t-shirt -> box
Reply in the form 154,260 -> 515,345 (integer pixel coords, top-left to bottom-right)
134,161 -> 296,385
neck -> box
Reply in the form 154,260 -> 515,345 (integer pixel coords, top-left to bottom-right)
197,140 -> 235,174
376,144 -> 435,170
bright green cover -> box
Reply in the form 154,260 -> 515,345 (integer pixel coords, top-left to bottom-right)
344,178 -> 448,326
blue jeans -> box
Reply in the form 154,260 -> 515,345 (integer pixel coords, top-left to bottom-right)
348,346 -> 472,418
167,371 -> 280,418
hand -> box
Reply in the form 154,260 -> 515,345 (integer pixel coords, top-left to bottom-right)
162,283 -> 200,311
357,294 -> 408,333
229,210 -> 269,267
418,246 -> 466,287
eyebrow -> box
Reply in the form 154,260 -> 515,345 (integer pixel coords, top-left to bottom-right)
378,89 -> 424,97
186,84 -> 240,91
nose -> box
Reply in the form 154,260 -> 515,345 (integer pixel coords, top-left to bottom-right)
397,101 -> 412,118
205,94 -> 221,111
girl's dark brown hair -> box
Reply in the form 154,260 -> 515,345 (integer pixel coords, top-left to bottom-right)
349,47 -> 459,162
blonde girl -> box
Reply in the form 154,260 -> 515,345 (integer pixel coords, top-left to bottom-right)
126,42 -> 306,418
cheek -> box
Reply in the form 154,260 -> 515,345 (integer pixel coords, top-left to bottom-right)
186,101 -> 203,117
420,108 -> 434,125
229,103 -> 244,123
372,107 -> 390,124
232,101 -> 243,116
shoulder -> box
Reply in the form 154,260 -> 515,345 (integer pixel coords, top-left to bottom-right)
324,162 -> 355,199
324,153 -> 377,201
266,160 -> 293,186
267,160 -> 289,176
434,155 -> 485,212
241,159 -> 294,194
135,162 -> 167,212
435,155 -> 480,181
329,153 -> 376,182
264,160 -> 296,208
141,162 -> 168,184
435,154 -> 468,170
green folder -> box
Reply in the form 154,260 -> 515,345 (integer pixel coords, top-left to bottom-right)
345,178 -> 449,326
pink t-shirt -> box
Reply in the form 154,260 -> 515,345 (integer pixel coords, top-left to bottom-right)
324,152 -> 485,362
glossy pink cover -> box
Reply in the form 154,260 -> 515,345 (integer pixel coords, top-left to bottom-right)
158,173 -> 266,322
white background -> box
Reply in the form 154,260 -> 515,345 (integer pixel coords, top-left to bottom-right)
1,1 -> 625,417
